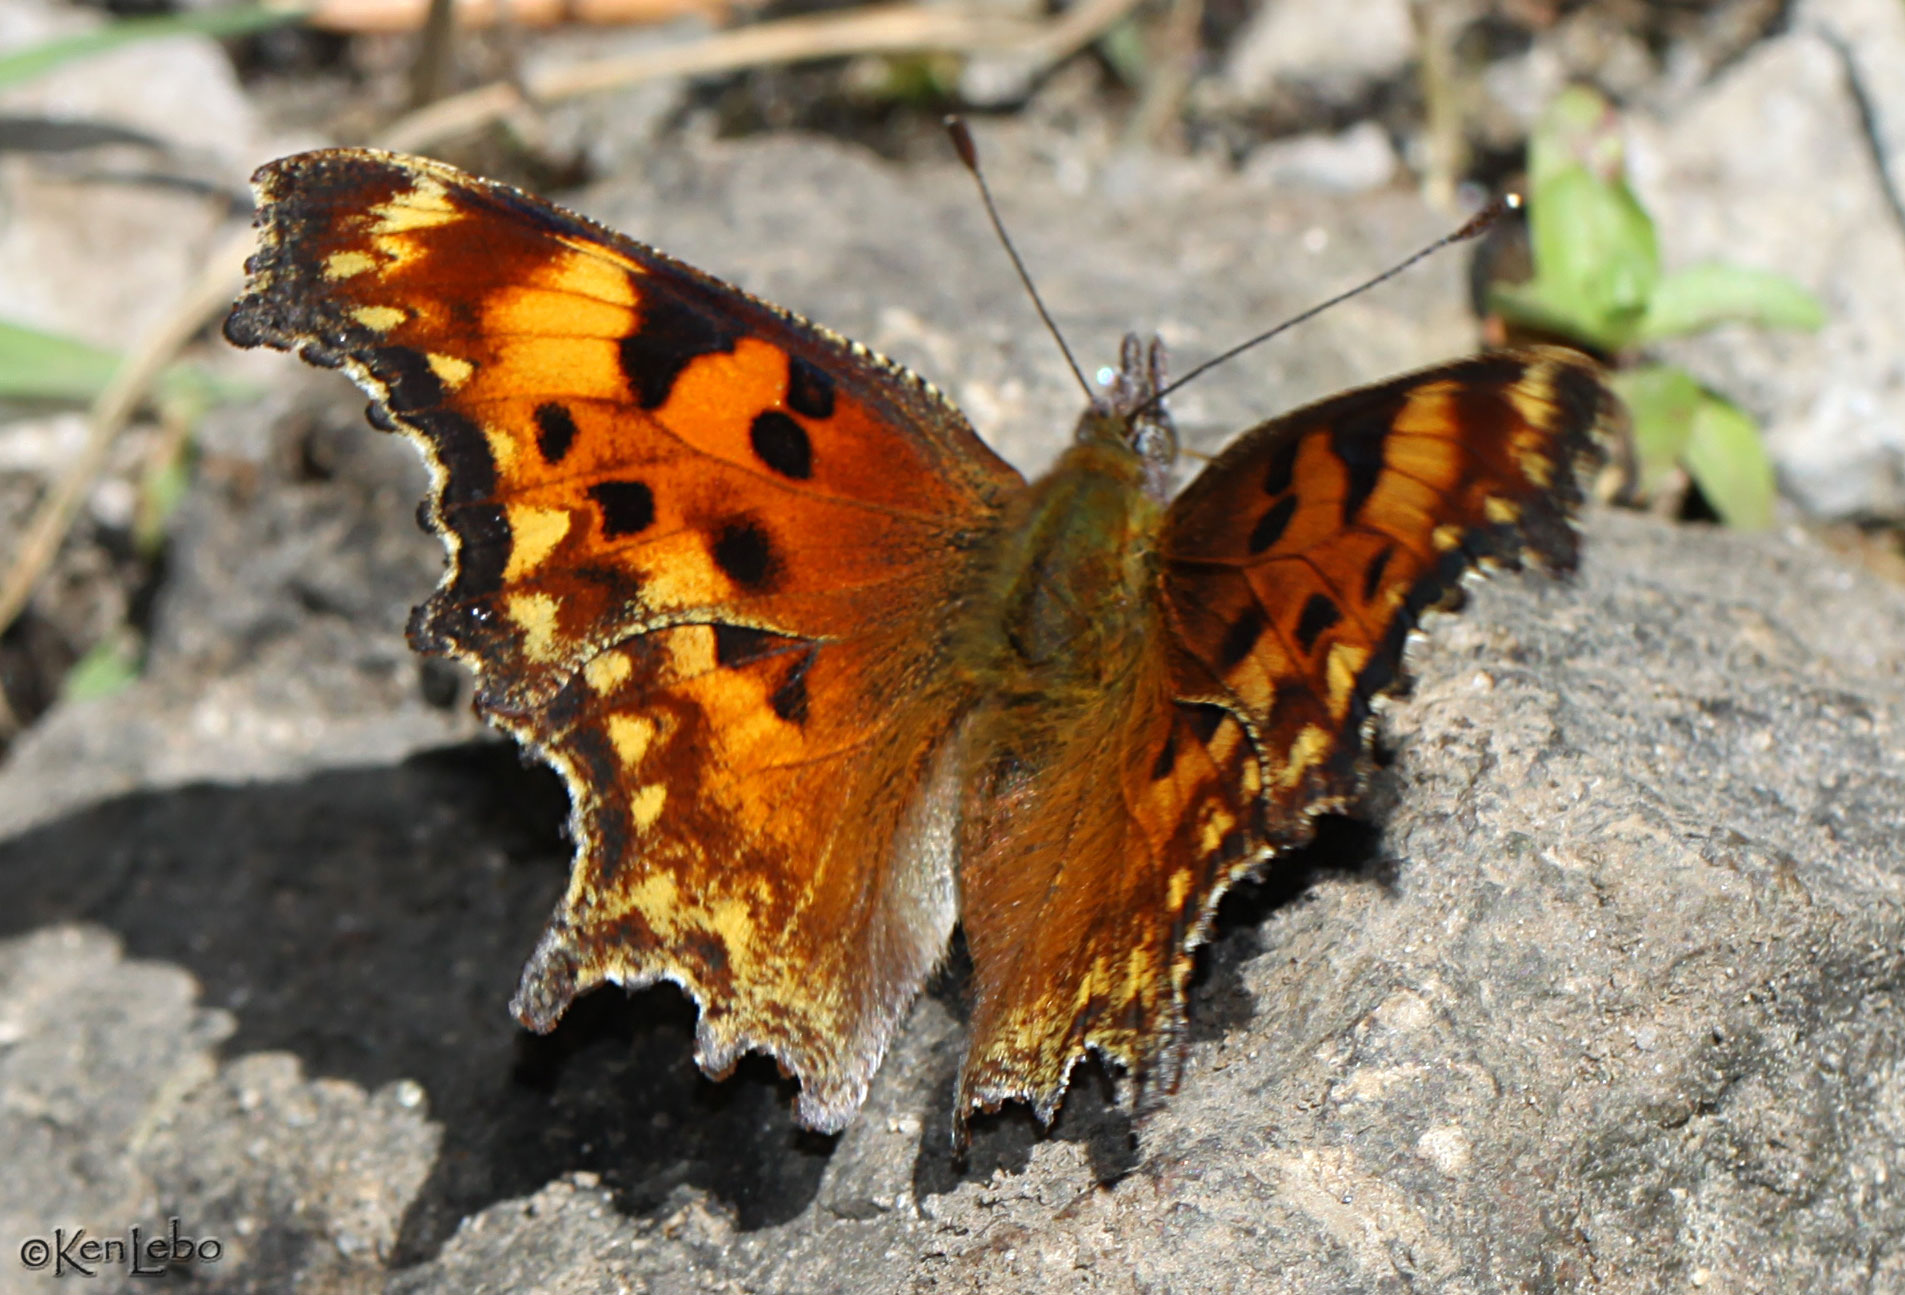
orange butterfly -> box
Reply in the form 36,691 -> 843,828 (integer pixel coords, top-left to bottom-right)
225,148 -> 1619,1136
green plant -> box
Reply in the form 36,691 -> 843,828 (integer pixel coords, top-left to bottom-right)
1489,85 -> 1824,529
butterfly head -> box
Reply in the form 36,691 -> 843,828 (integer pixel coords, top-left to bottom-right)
1076,333 -> 1179,500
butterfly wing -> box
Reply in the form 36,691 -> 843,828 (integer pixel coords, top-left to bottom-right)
956,346 -> 1619,1124
226,149 -> 1024,1131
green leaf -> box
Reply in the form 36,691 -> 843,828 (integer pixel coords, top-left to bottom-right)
0,319 -> 253,409
136,451 -> 193,557
1524,164 -> 1659,348
1610,364 -> 1703,494
1488,280 -> 1625,351
0,5 -> 304,90
62,634 -> 142,701
1637,263 -> 1827,341
1683,393 -> 1777,530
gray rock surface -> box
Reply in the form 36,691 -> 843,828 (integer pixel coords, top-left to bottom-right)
2,130 -> 1902,1293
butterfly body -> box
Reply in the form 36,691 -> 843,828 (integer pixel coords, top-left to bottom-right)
226,148 -> 1622,1136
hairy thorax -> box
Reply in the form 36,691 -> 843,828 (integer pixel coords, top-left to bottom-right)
953,438 -> 1167,708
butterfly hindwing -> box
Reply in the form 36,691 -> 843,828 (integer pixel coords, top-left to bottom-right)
226,149 -> 1024,1130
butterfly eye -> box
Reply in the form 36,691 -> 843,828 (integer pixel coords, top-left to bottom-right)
1132,409 -> 1178,468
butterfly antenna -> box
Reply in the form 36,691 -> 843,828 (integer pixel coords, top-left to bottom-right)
1146,193 -> 1522,410
946,116 -> 1093,402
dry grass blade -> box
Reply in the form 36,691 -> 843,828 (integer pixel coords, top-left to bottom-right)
380,2 -> 1040,152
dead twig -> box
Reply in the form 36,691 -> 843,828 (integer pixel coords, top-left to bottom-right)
379,2 -> 1041,152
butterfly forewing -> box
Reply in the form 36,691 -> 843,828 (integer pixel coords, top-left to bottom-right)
226,148 -> 1023,1131
1161,346 -> 1615,808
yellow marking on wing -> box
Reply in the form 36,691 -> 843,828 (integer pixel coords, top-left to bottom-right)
626,870 -> 683,928
1204,712 -> 1242,765
1484,496 -> 1521,526
1168,869 -> 1192,910
546,244 -> 641,306
1278,723 -> 1332,790
487,336 -> 631,403
426,352 -> 473,389
640,536 -> 730,612
487,284 -> 636,340
351,305 -> 408,333
1327,641 -> 1371,712
1238,754 -> 1264,798
1513,434 -> 1554,488
326,250 -> 377,280
504,505 -> 572,582
1198,806 -> 1236,856
665,625 -> 719,679
585,650 -> 633,694
1385,428 -> 1459,485
1505,369 -> 1555,431
707,896 -> 758,958
606,713 -> 656,766
630,783 -> 667,829
482,426 -> 520,477
370,175 -> 457,235
507,592 -> 562,662
1432,524 -> 1464,552
1392,382 -> 1458,436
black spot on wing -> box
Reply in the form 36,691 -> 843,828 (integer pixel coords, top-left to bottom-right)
1187,704 -> 1226,744
1219,606 -> 1265,671
408,409 -> 495,507
684,929 -> 731,975
1262,436 -> 1300,496
364,346 -> 447,414
785,355 -> 836,419
712,518 -> 776,590
749,411 -> 812,480
1294,593 -> 1340,654
1361,547 -> 1392,604
588,480 -> 655,538
619,291 -> 738,410
1248,495 -> 1297,555
1547,357 -> 1607,435
713,624 -> 781,668
445,503 -> 511,599
1150,728 -> 1178,781
1329,416 -> 1389,526
534,402 -> 578,464
770,650 -> 813,725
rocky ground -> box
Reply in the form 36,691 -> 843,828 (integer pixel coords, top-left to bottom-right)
1,0 -> 1903,1291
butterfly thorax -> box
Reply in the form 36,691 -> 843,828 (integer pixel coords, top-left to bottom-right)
953,435 -> 1165,707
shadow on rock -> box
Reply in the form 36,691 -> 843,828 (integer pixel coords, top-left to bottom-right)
0,741 -> 832,1265
0,743 -> 1392,1263
910,813 -> 1387,1201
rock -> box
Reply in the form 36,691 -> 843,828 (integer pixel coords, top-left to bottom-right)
1222,0 -> 1414,113
1241,121 -> 1400,194
0,0 -> 260,349
1625,0 -> 1905,522
2,129 -> 1901,1293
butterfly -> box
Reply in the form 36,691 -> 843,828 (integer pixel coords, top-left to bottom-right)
224,147 -> 1619,1137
